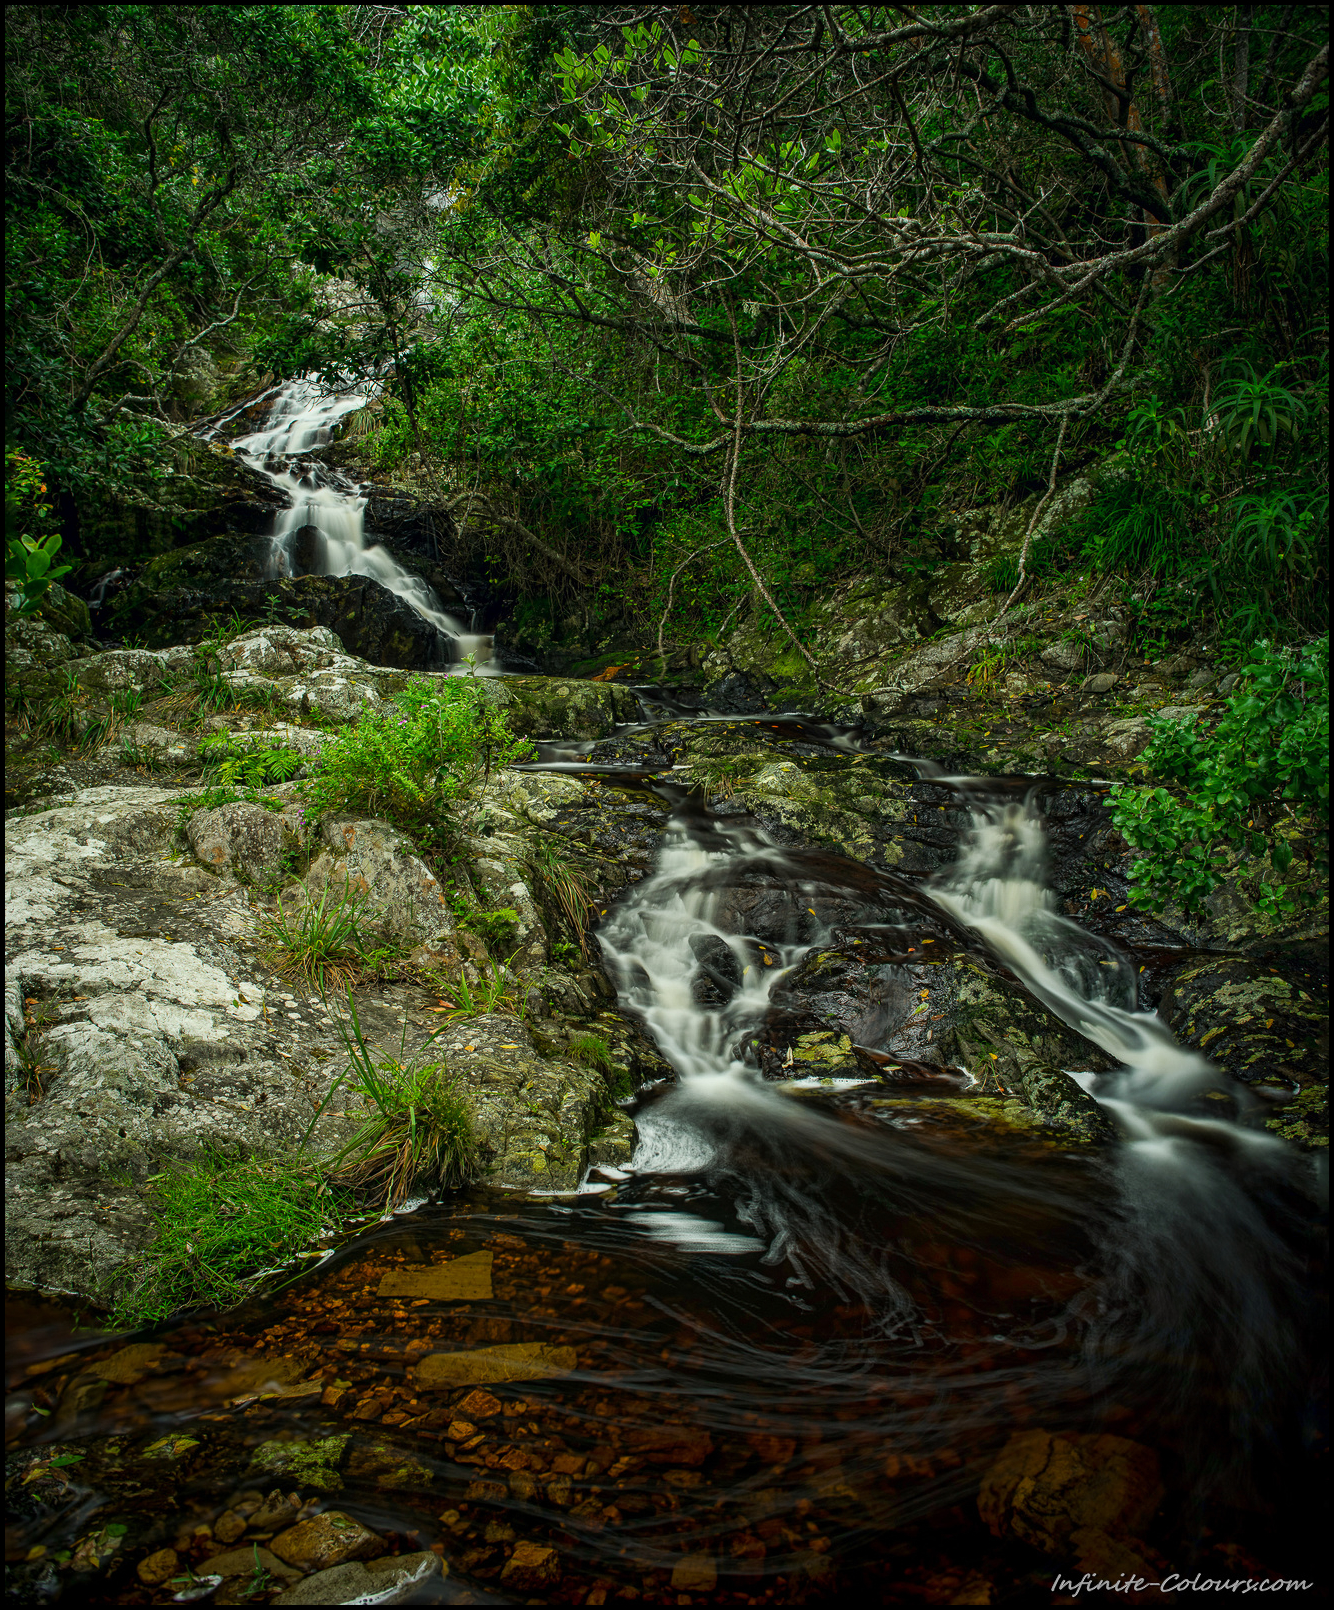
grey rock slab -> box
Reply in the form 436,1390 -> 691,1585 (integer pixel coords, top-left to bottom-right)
4,785 -> 358,1304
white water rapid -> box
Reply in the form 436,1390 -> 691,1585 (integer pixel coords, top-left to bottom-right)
588,755 -> 1319,1482
216,377 -> 495,669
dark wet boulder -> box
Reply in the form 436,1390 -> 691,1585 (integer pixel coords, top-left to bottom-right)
1160,953 -> 1327,1148
689,934 -> 745,1006
755,937 -> 1117,1144
101,534 -> 457,668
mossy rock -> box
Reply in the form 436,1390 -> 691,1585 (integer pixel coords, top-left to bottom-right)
1161,954 -> 1328,1149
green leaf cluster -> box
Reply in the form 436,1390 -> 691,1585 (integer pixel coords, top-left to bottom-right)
1109,637 -> 1329,917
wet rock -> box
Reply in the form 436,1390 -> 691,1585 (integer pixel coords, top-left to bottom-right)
1160,955 -> 1327,1146
435,1015 -> 625,1190
627,1424 -> 714,1465
84,1343 -> 168,1385
213,1510 -> 247,1545
499,1540 -> 560,1592
205,1544 -> 303,1586
978,1428 -> 1163,1573
269,1510 -> 386,1573
762,940 -> 1116,1143
689,934 -> 744,1006
272,1552 -> 442,1606
671,1555 -> 718,1591
377,1249 -> 493,1301
456,1389 -> 503,1420
136,1547 -> 178,1586
344,1444 -> 435,1491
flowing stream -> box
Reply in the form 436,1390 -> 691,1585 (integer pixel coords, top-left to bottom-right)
7,665 -> 1325,1596
213,379 -> 495,669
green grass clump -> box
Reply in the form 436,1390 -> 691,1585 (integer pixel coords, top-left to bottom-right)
567,1032 -> 612,1074
109,1150 -> 344,1330
301,676 -> 534,849
314,993 -> 480,1212
255,879 -> 369,998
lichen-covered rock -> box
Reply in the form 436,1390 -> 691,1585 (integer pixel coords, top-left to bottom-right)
481,675 -> 640,739
68,647 -> 173,709
432,1013 -> 620,1190
3,786 -> 361,1301
1161,954 -> 1327,1148
302,815 -> 455,941
218,622 -> 346,677
186,797 -> 306,887
122,722 -> 200,767
248,1434 -> 349,1492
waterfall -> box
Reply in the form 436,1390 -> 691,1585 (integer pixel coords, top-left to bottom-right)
222,377 -> 496,670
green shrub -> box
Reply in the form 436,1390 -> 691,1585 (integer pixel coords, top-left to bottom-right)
1108,636 -> 1328,916
301,677 -> 534,848
313,992 -> 480,1211
109,1150 -> 345,1330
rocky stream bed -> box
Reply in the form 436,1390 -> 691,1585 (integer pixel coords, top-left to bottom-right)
4,419 -> 1328,1606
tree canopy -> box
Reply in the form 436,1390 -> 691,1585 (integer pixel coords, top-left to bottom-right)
6,4 -> 1329,657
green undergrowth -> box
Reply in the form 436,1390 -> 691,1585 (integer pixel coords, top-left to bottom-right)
301,675 -> 534,853
1110,636 -> 1329,917
108,1150 -> 347,1332
199,730 -> 303,787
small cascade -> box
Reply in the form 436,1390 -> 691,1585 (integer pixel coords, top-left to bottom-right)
222,377 -> 496,670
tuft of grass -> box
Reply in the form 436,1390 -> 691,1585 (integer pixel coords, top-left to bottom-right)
255,879 -> 369,998
108,1150 -> 345,1330
567,1032 -> 612,1074
527,841 -> 595,957
448,961 -> 519,1019
313,991 -> 480,1212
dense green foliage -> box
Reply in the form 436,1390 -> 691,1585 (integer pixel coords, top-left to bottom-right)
301,674 -> 534,847
1109,637 -> 1329,915
7,4 -> 1327,658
